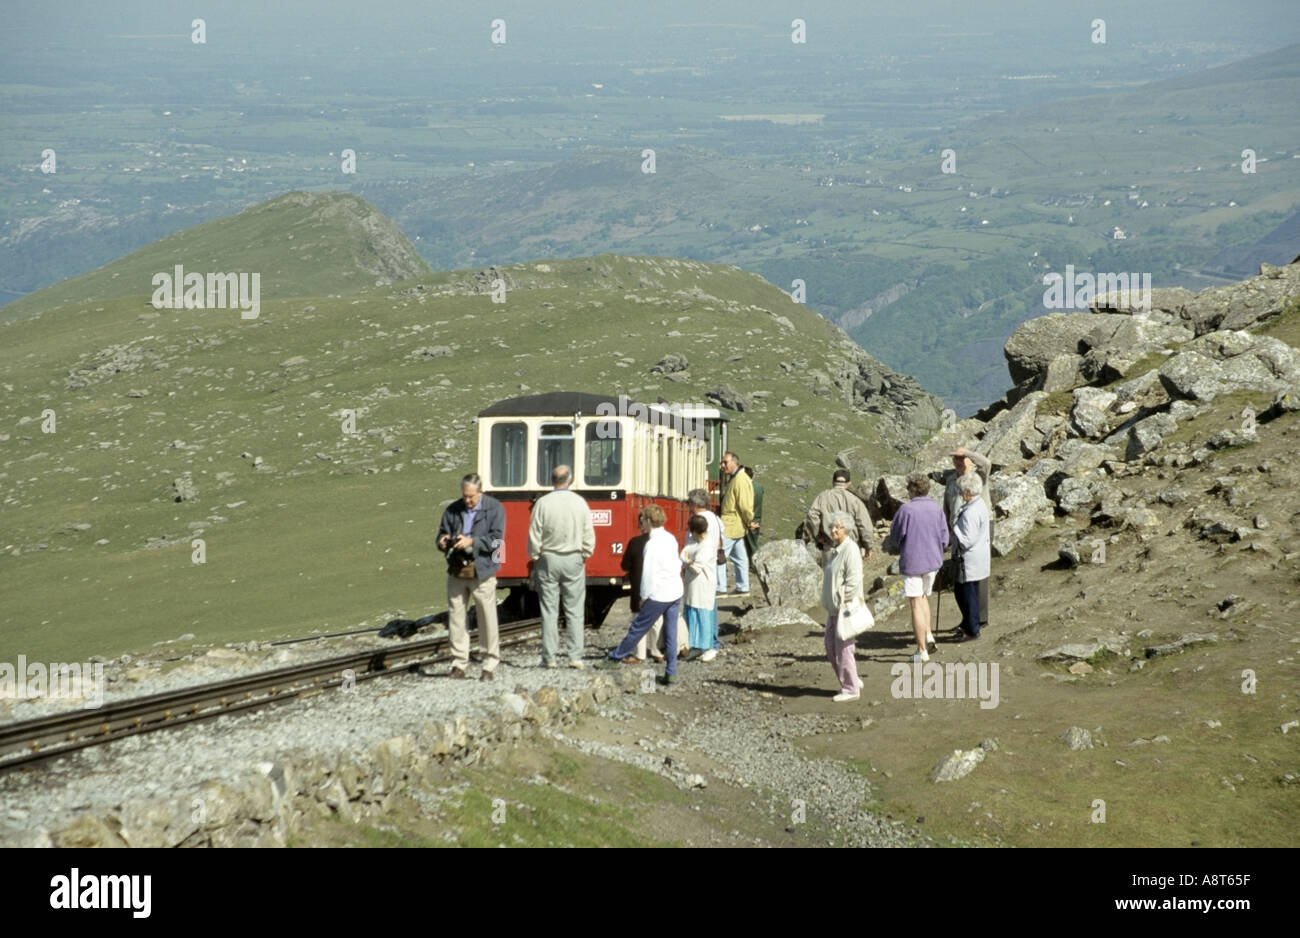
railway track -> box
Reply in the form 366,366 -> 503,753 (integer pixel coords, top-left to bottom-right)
0,617 -> 545,774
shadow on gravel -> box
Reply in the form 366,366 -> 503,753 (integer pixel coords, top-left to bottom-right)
710,678 -> 833,699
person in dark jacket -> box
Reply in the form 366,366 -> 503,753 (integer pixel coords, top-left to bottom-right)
621,510 -> 650,616
437,473 -> 505,681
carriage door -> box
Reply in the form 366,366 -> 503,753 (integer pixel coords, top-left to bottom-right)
537,422 -> 575,486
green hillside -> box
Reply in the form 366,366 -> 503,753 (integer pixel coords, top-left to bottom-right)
0,191 -> 432,325
0,194 -> 938,661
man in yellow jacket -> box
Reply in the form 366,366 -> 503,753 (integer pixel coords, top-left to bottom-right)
716,451 -> 757,595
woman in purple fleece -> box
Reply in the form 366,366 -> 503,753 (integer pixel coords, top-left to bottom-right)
888,471 -> 949,662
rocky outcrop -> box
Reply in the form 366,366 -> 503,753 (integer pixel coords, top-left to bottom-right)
987,472 -> 1052,556
1158,330 -> 1297,403
752,540 -> 824,610
1004,313 -> 1132,387
1172,262 -> 1300,335
977,391 -> 1046,466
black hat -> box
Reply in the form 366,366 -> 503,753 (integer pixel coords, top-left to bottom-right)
832,468 -> 850,483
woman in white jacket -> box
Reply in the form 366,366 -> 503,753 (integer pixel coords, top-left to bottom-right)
820,512 -> 865,702
951,472 -> 990,642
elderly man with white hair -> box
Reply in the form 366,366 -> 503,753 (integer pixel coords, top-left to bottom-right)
820,510 -> 865,701
951,471 -> 990,642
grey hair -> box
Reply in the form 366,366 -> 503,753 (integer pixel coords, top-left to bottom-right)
828,510 -> 855,532
905,470 -> 930,498
688,488 -> 710,508
460,473 -> 482,491
552,465 -> 573,487
957,472 -> 983,498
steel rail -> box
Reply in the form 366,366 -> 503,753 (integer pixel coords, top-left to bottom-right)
0,617 -> 544,773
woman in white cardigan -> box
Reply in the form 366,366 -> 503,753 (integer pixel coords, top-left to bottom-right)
951,472 -> 990,642
820,511 -> 865,701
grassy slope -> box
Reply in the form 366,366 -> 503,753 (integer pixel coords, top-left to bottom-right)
0,191 -> 432,325
1,225 -> 913,661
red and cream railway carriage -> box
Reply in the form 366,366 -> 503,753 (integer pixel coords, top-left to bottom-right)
476,391 -> 728,626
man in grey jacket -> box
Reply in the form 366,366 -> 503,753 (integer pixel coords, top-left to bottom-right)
944,447 -> 992,630
806,469 -> 875,560
528,465 -> 596,669
437,474 -> 506,681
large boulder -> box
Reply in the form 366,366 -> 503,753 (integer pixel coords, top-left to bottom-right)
752,539 -> 824,610
1054,475 -> 1112,514
1090,286 -> 1196,324
977,391 -> 1047,465
1105,411 -> 1178,461
1004,313 -> 1132,387
1078,317 -> 1194,383
1069,386 -> 1118,439
987,473 -> 1052,557
706,384 -> 753,412
1175,263 -> 1300,336
1158,331 -> 1295,403
1052,438 -> 1117,476
1040,353 -> 1088,392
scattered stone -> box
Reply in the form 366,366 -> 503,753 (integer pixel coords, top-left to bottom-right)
706,384 -> 752,412
930,748 -> 986,782
650,353 -> 689,375
1144,633 -> 1219,658
1061,727 -> 1093,750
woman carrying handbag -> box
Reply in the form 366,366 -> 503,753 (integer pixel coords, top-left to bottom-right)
821,511 -> 873,702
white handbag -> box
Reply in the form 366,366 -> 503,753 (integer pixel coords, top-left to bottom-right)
835,597 -> 875,641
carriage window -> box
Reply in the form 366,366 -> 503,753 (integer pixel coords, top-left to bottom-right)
490,422 -> 527,487
584,422 -> 622,486
537,423 -> 575,486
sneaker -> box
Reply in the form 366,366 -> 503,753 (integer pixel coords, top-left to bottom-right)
663,673 -> 678,685
593,657 -> 622,670
926,632 -> 937,652
911,650 -> 929,663
699,648 -> 718,662
568,659 -> 585,670
542,659 -> 558,669
731,589 -> 750,596
832,691 -> 860,703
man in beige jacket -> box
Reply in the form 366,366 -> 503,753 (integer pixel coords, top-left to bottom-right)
528,465 -> 596,668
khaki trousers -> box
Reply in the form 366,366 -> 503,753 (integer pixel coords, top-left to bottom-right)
447,574 -> 500,672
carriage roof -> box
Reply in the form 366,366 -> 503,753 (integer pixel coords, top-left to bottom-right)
478,391 -> 727,422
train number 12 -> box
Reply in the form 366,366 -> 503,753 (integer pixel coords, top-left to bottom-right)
611,542 -> 624,554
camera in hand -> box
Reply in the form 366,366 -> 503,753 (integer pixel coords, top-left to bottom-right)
445,542 -> 477,579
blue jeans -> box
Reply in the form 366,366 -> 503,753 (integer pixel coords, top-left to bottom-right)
611,598 -> 680,676
716,534 -> 749,593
